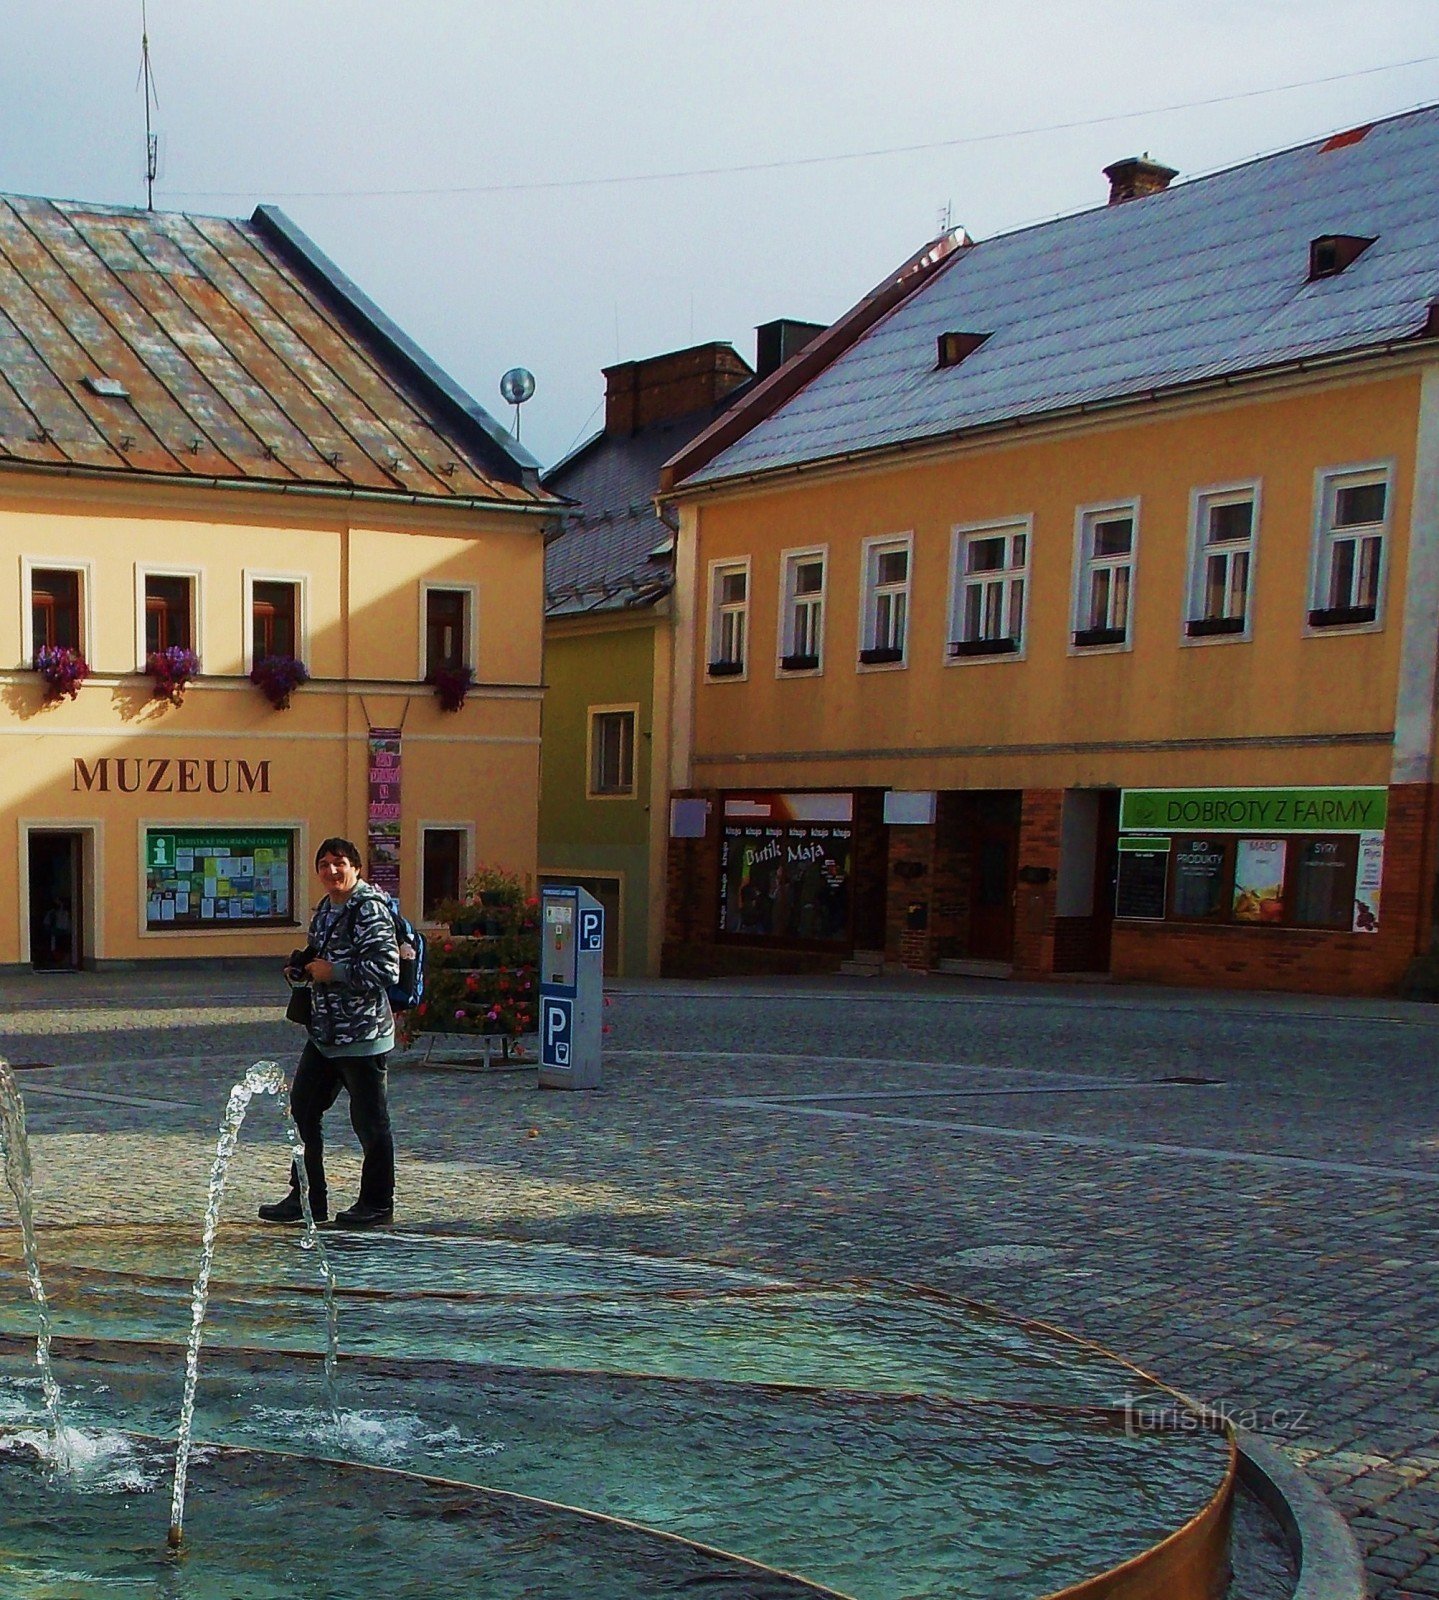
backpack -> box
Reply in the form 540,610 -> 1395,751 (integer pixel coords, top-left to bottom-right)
386,900 -> 427,1012
341,895 -> 426,1012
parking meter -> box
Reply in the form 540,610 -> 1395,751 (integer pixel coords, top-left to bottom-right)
538,885 -> 604,1089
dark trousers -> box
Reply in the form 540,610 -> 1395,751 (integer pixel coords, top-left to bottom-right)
287,1041 -> 394,1211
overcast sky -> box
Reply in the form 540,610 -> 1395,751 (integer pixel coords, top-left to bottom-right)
1,2 -> 1437,468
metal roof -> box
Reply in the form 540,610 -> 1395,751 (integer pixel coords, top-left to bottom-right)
685,104 -> 1439,489
0,193 -> 548,506
545,397 -> 748,616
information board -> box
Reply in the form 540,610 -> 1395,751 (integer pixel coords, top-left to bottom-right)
1114,838 -> 1169,921
144,828 -> 295,930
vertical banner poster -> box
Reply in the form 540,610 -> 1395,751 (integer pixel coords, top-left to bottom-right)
1353,831 -> 1384,933
1232,837 -> 1286,923
367,727 -> 402,900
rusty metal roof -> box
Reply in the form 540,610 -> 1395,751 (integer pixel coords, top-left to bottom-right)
0,194 -> 549,506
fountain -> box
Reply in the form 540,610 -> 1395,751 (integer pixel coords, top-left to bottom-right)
0,1055 -> 1242,1598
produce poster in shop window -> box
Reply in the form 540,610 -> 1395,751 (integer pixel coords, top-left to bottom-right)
1233,838 -> 1286,923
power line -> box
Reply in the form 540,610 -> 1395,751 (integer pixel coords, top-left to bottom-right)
164,52 -> 1439,204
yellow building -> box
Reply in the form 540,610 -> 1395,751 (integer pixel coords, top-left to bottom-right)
660,110 -> 1439,995
0,195 -> 556,970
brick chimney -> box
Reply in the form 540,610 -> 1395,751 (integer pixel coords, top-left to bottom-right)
603,342 -> 753,436
755,318 -> 825,379
1103,155 -> 1178,205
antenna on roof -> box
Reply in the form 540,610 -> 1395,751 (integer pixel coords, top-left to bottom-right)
499,368 -> 536,442
138,0 -> 160,210
937,199 -> 953,235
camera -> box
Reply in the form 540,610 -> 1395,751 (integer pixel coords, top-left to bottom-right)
285,947 -> 314,986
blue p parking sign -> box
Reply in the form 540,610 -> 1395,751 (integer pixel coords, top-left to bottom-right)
540,995 -> 573,1068
579,905 -> 604,953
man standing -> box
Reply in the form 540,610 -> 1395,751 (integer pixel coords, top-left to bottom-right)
260,836 -> 400,1229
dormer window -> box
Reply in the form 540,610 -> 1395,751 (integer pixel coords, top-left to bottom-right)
1308,234 -> 1375,281
936,331 -> 990,370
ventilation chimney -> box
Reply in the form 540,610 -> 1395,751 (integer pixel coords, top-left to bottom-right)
603,342 -> 753,436
755,319 -> 825,380
1103,155 -> 1178,205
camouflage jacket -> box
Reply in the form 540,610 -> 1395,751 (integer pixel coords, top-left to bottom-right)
304,880 -> 400,1048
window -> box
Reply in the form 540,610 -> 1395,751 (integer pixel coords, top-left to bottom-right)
1073,505 -> 1136,648
251,580 -> 299,664
949,520 -> 1027,658
707,562 -> 748,677
1169,836 -> 1232,920
31,568 -> 82,657
778,549 -> 825,671
1309,468 -> 1389,628
1186,488 -> 1256,639
424,586 -> 471,679
860,535 -> 910,665
422,828 -> 467,920
145,575 -> 193,655
589,706 -> 637,797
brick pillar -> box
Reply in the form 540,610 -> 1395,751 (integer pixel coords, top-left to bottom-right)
887,822 -> 937,971
1012,789 -> 1064,977
662,789 -> 721,974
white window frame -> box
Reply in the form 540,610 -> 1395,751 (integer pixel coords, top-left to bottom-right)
418,820 -> 474,924
587,702 -> 639,799
1070,499 -> 1139,654
705,558 -> 750,681
946,516 -> 1030,665
418,580 -> 480,679
134,563 -> 205,670
1305,462 -> 1393,636
1182,483 -> 1260,646
21,556 -> 96,668
858,532 -> 912,671
242,569 -> 310,674
776,545 -> 826,676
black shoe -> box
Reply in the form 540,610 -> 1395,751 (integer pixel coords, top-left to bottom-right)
258,1193 -> 328,1224
333,1201 -> 393,1230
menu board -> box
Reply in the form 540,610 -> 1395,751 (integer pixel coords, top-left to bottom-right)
1114,838 -> 1169,921
145,828 -> 295,930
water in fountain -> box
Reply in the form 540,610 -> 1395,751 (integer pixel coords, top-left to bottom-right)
168,1058 -> 338,1548
0,1057 -> 68,1468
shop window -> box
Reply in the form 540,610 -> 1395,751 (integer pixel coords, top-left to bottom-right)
1186,488 -> 1256,639
1169,836 -> 1231,920
707,561 -> 749,677
949,520 -> 1026,658
422,828 -> 466,920
589,707 -> 637,797
1073,504 -> 1136,648
860,535 -> 910,665
1291,836 -> 1360,929
1309,467 -> 1389,628
31,567 -> 82,657
251,579 -> 299,665
145,574 -> 193,655
778,549 -> 825,672
424,586 -> 472,679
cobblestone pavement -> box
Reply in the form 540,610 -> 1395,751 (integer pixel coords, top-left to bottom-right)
2,967 -> 1438,1598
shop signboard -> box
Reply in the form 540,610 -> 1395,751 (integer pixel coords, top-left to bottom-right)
1120,786 -> 1386,833
144,828 -> 294,930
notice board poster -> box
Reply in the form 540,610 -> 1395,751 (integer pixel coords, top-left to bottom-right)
1353,831 -> 1384,933
1114,838 -> 1169,921
367,727 -> 402,901
144,829 -> 295,930
718,822 -> 852,943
